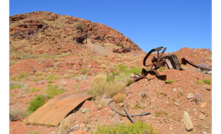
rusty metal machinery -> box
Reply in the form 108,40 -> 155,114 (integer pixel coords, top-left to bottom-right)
133,46 -> 212,82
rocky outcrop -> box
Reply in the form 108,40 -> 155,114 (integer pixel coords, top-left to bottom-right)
9,11 -> 142,56
10,19 -> 49,39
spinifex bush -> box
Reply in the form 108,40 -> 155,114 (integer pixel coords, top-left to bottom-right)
166,79 -> 174,84
10,81 -> 23,89
31,87 -> 40,92
27,95 -> 47,113
76,23 -> 83,30
19,72 -> 29,78
90,74 -> 131,97
91,121 -> 159,134
112,93 -> 126,103
196,80 -> 203,85
43,84 -> 64,99
203,79 -> 211,84
117,64 -> 128,72
157,66 -> 168,72
80,68 -> 89,75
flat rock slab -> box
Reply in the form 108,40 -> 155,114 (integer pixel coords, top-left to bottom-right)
24,92 -> 92,126
182,111 -> 193,131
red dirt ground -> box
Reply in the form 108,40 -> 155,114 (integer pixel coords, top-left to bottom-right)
9,45 -> 212,134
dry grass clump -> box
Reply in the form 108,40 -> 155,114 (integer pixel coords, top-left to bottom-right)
91,75 -> 107,96
90,74 -> 131,97
58,119 -> 69,134
62,73 -> 72,79
10,108 -> 28,121
96,59 -> 103,65
112,93 -> 126,103
104,80 -> 126,97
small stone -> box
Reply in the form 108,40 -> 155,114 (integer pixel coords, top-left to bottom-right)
196,76 -> 199,79
98,111 -> 100,113
202,132 -> 207,134
12,129 -> 15,131
194,111 -> 198,115
105,108 -> 108,111
164,119 -> 170,123
151,97 -> 156,103
173,88 -> 177,91
182,111 -> 193,131
194,108 -> 196,111
51,132 -> 55,134
206,85 -> 212,91
29,125 -> 32,127
187,93 -> 194,99
151,105 -> 154,109
174,102 -> 179,106
118,103 -> 123,107
170,127 -> 172,130
199,113 -> 205,120
200,102 -> 206,107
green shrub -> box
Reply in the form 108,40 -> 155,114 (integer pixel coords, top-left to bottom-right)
17,73 -> 29,80
10,83 -> 23,89
10,94 -> 15,97
46,75 -> 61,80
160,92 -> 167,97
91,121 -> 159,134
157,67 -> 168,72
31,87 -> 40,92
124,68 -> 142,74
203,79 -> 211,84
48,80 -> 55,83
27,95 -> 46,113
209,73 -> 214,78
32,78 -> 39,82
72,74 -> 79,77
7,81 -> 24,89
44,84 -> 64,99
81,68 -> 89,75
155,110 -> 168,117
196,80 -> 203,85
106,73 -> 115,82
28,131 -> 39,134
111,71 -> 120,76
166,79 -> 174,84
117,64 -> 128,72
76,23 -> 83,30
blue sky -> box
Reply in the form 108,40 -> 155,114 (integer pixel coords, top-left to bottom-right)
9,0 -> 211,53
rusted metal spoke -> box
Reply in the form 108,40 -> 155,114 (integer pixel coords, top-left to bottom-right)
181,58 -> 211,71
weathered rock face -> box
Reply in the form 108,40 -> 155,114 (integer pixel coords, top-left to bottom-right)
9,11 -> 142,57
10,14 -> 27,23
10,19 -> 49,39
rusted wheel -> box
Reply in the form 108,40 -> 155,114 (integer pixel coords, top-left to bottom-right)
143,47 -> 167,69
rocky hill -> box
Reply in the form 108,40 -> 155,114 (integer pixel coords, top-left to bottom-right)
9,11 -> 212,134
9,11 -> 141,61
